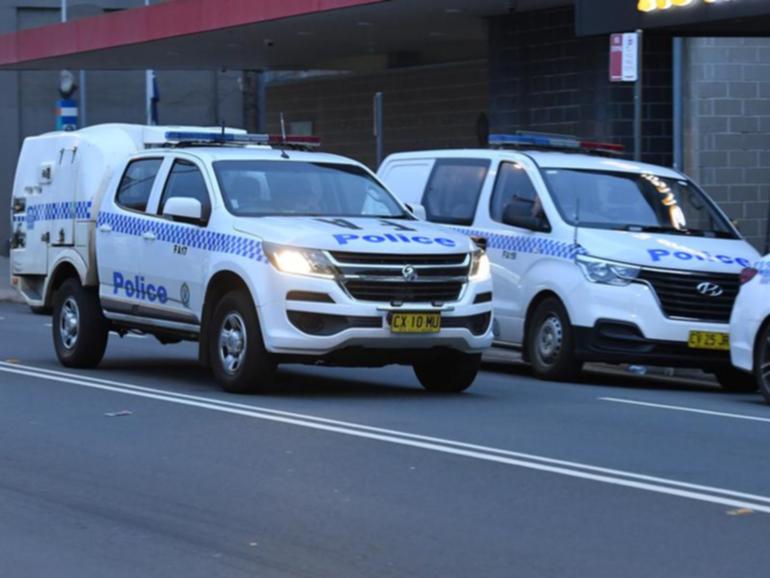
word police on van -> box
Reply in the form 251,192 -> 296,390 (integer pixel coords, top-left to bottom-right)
10,124 -> 493,393
379,132 -> 761,392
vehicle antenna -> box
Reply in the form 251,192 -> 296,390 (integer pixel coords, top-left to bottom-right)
220,119 -> 225,144
279,113 -> 289,159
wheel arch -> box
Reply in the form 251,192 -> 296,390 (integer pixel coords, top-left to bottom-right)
522,289 -> 568,362
198,270 -> 253,368
45,257 -> 87,307
753,314 -> 770,373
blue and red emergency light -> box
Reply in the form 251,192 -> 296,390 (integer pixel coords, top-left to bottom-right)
164,131 -> 321,149
489,133 -> 624,156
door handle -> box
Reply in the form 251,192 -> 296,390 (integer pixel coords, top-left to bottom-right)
142,231 -> 157,241
99,224 -> 112,233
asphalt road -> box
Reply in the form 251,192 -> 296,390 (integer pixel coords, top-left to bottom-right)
1,301 -> 769,578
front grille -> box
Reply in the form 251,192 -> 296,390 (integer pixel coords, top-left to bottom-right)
331,252 -> 467,266
637,268 -> 741,323
344,281 -> 464,303
329,252 -> 470,304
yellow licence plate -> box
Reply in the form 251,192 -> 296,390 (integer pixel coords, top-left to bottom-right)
390,313 -> 441,334
688,331 -> 730,351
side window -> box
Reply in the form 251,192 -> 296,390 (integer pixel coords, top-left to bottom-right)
490,161 -> 542,224
116,158 -> 163,212
423,159 -> 490,226
159,160 -> 212,221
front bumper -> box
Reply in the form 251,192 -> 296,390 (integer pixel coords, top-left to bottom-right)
256,269 -> 494,357
567,280 -> 732,344
573,321 -> 731,369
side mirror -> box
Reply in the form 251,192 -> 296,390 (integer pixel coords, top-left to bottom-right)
406,203 -> 427,221
502,201 -> 548,232
164,197 -> 204,225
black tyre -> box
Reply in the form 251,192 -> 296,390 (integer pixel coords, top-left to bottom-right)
52,277 -> 109,368
713,367 -> 758,393
756,324 -> 770,404
526,297 -> 583,381
209,290 -> 275,394
413,351 -> 481,393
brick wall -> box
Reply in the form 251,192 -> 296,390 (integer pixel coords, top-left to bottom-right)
266,61 -> 489,169
684,38 -> 770,252
488,7 -> 673,167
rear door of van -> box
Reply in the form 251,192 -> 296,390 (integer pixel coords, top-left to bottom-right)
378,158 -> 435,207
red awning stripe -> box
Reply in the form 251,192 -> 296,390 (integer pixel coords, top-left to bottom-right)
0,0 -> 383,66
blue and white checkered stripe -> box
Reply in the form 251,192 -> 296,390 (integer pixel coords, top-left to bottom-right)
98,211 -> 268,263
23,201 -> 93,230
455,227 -> 586,260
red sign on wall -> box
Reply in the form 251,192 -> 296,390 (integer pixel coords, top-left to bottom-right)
610,32 -> 639,82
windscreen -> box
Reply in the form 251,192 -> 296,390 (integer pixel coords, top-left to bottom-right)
541,169 -> 738,239
213,161 -> 407,218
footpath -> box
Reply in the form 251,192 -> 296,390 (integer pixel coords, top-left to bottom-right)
0,255 -> 23,303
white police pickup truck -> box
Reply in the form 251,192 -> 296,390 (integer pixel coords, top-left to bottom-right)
9,124 -> 493,393
379,133 -> 761,391
730,256 -> 770,402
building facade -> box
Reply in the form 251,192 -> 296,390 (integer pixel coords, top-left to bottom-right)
0,0 -> 244,253
2,0 -> 770,253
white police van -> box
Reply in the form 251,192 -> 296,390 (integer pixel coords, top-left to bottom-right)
729,255 -> 770,402
379,133 -> 761,391
9,124 -> 493,393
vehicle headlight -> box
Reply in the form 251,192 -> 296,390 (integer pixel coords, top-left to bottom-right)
576,255 -> 639,286
263,243 -> 337,279
470,250 -> 491,281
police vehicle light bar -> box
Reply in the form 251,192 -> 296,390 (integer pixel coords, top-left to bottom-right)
164,131 -> 321,149
489,133 -> 624,156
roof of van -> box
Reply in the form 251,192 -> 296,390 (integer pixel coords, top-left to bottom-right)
382,149 -> 684,180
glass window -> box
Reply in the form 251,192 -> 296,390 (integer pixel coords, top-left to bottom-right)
116,158 -> 162,213
490,162 -> 542,223
213,161 -> 407,218
423,159 -> 490,226
160,160 -> 211,219
541,169 -> 737,239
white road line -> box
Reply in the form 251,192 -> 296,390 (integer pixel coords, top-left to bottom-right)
600,397 -> 770,424
6,362 -> 770,504
3,362 -> 770,514
5,362 -> 770,506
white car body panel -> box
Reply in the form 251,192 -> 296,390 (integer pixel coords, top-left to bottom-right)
730,255 -> 770,372
11,124 -> 493,363
379,147 -> 760,369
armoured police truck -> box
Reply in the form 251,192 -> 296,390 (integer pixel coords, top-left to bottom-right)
10,124 -> 493,393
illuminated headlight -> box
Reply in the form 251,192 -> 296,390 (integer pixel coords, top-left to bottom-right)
470,250 -> 491,281
576,255 -> 639,286
264,243 -> 337,279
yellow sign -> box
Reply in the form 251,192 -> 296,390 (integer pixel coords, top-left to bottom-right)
638,0 -> 728,13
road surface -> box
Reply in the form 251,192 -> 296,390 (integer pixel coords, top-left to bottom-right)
0,302 -> 768,577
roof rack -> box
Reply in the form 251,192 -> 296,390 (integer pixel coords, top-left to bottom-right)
489,132 -> 625,156
163,131 -> 321,151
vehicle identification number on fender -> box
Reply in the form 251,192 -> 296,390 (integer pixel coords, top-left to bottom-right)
390,313 -> 441,334
688,331 -> 730,351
